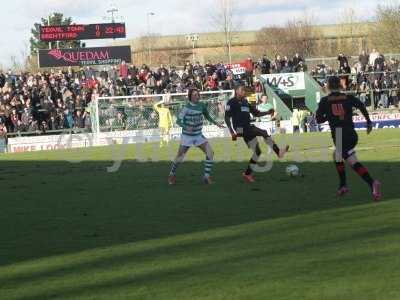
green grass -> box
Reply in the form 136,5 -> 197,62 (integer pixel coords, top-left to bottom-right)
0,129 -> 399,300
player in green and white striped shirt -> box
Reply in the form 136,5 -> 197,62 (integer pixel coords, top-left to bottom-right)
168,88 -> 224,185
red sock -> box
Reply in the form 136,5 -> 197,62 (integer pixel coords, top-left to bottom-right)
352,162 -> 374,188
335,161 -> 347,187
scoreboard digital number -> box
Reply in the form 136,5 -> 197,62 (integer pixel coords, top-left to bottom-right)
40,23 -> 126,42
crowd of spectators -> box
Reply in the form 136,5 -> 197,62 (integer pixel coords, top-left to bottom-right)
254,53 -> 307,75
310,49 -> 400,109
0,68 -> 93,135
0,61 -> 245,135
0,49 -> 399,136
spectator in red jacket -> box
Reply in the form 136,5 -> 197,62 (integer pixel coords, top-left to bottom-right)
138,69 -> 148,84
207,73 -> 219,91
119,61 -> 129,79
86,75 -> 99,90
244,57 -> 254,87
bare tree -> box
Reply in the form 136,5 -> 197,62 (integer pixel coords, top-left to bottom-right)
253,15 -> 320,59
133,36 -> 148,66
252,27 -> 285,58
337,7 -> 363,55
369,3 -> 400,53
19,42 -> 34,72
166,36 -> 191,66
10,55 -> 20,72
287,17 -> 320,57
133,34 -> 163,66
211,0 -> 241,64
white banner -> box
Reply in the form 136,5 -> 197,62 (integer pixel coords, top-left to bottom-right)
225,63 -> 246,75
353,112 -> 400,123
7,133 -> 93,153
318,113 -> 400,132
6,126 -> 230,153
261,72 -> 305,92
6,121 -> 302,154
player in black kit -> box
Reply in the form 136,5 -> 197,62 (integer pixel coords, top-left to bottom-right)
225,85 -> 289,183
316,76 -> 381,201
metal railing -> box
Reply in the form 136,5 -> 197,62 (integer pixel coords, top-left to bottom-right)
311,70 -> 400,109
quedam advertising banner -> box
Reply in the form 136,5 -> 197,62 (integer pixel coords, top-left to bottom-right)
38,46 -> 131,67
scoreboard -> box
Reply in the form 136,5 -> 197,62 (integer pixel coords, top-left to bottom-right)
40,23 -> 126,42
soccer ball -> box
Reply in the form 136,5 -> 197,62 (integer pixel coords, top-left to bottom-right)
286,165 -> 300,177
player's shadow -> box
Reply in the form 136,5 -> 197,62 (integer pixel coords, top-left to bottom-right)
0,158 -> 398,270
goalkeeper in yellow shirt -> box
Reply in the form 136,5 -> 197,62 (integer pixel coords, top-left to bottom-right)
153,100 -> 174,147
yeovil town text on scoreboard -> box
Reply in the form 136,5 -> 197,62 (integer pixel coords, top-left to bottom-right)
40,23 -> 126,41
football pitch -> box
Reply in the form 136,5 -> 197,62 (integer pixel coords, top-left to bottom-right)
0,129 -> 399,300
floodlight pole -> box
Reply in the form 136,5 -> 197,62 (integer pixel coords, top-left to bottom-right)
48,15 -> 51,49
104,4 -> 123,40
107,7 -> 119,23
186,34 -> 199,64
147,12 -> 155,67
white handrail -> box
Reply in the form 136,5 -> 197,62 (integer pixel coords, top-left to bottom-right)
97,90 -> 234,101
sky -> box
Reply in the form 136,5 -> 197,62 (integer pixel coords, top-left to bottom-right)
0,0 -> 383,68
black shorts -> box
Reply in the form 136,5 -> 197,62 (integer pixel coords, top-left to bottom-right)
332,129 -> 358,160
237,125 -> 270,146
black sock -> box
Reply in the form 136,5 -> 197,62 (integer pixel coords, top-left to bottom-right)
245,144 -> 262,175
245,159 -> 257,175
263,137 -> 280,157
335,161 -> 347,188
352,162 -> 374,188
272,144 -> 280,156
